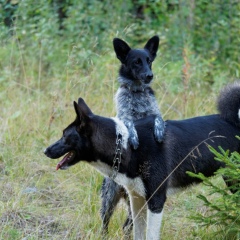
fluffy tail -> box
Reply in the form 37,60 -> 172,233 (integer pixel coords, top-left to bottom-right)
217,81 -> 240,126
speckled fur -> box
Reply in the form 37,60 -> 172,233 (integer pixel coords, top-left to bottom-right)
115,84 -> 165,148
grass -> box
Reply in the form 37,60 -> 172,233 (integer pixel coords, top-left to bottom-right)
0,33 -> 238,240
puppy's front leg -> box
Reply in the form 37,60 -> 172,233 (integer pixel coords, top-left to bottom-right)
154,116 -> 165,143
124,120 -> 139,149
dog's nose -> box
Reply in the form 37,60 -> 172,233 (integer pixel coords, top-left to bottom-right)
44,148 -> 49,156
145,73 -> 153,83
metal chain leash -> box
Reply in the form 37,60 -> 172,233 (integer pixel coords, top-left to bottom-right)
111,133 -> 123,180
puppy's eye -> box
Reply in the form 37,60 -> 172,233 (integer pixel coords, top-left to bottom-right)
147,58 -> 152,64
135,59 -> 141,65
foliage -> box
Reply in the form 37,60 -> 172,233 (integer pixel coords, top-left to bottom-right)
187,145 -> 240,239
0,0 -> 239,75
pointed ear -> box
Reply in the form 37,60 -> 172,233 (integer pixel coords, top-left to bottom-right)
113,38 -> 131,64
73,98 -> 93,123
74,101 -> 81,122
144,35 -> 160,60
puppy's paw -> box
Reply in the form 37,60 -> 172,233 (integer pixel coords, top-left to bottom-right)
129,133 -> 139,150
154,118 -> 165,143
125,121 -> 139,149
154,127 -> 164,142
129,128 -> 139,149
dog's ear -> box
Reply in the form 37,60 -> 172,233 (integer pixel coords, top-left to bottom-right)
144,35 -> 160,60
74,98 -> 93,124
113,38 -> 131,64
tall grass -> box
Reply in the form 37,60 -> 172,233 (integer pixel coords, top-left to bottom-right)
0,28 -> 238,239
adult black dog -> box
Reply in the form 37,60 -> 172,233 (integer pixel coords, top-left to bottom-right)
44,82 -> 240,239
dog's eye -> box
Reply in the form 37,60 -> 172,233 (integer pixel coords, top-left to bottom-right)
147,58 -> 152,65
135,59 -> 141,65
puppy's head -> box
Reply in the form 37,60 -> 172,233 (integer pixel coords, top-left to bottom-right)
113,36 -> 159,85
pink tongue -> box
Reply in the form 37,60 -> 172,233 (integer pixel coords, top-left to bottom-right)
56,152 -> 72,170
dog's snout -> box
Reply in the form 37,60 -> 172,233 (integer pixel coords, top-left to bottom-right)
43,148 -> 51,157
147,73 -> 153,80
44,147 -> 55,158
145,73 -> 153,83
44,148 -> 49,156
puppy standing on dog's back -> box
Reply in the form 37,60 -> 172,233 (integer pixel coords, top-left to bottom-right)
100,36 -> 165,234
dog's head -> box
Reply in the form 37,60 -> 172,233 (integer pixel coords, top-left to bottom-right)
44,98 -> 94,170
113,35 -> 159,86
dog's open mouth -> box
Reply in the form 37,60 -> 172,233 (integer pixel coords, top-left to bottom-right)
56,151 -> 76,170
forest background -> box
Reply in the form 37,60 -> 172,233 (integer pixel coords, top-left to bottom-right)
0,0 -> 239,239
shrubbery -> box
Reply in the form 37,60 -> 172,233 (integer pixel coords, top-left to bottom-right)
0,0 -> 239,75
188,143 -> 240,239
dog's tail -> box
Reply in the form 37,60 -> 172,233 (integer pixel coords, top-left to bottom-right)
217,81 -> 240,126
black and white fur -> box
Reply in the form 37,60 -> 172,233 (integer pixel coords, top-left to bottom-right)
114,35 -> 164,149
44,82 -> 240,240
101,36 -> 165,234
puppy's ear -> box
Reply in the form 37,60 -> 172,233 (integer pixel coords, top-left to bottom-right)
113,38 -> 131,64
74,98 -> 93,123
144,35 -> 160,60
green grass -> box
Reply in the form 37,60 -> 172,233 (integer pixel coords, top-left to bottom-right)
0,34 -> 238,240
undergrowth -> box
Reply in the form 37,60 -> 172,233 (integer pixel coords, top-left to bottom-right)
188,145 -> 240,240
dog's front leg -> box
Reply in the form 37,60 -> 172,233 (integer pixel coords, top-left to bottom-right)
146,208 -> 163,239
128,191 -> 146,240
154,115 -> 165,143
124,120 -> 139,149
